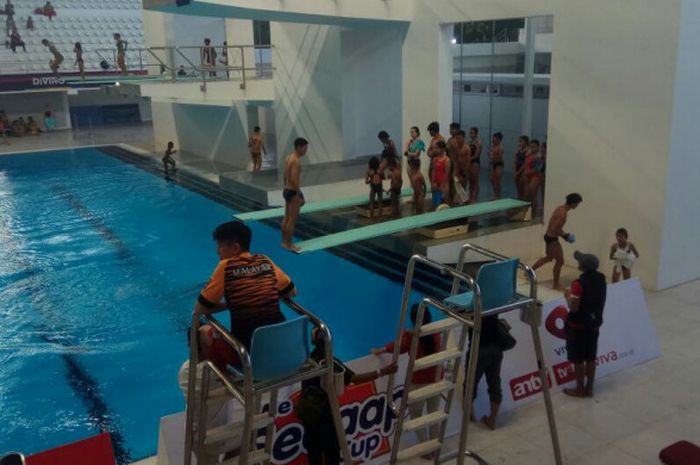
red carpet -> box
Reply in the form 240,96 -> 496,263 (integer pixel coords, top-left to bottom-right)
26,433 -> 117,465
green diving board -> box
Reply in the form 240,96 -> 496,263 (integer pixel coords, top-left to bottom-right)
233,188 -> 416,222
294,198 -> 530,254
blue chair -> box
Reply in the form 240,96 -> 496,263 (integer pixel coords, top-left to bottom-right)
233,316 -> 310,381
444,258 -> 520,311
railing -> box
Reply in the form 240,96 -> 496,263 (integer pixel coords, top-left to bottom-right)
0,44 -> 273,88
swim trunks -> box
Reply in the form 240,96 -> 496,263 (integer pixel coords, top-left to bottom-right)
544,235 -> 559,244
283,189 -> 299,203
491,161 -> 504,169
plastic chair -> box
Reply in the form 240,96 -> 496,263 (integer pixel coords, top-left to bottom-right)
233,316 -> 310,381
444,258 -> 520,311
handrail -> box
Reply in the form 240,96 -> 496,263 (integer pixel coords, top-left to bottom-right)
384,254 -> 479,416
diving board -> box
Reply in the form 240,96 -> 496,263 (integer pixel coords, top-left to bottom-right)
294,198 -> 529,254
233,188 -> 416,222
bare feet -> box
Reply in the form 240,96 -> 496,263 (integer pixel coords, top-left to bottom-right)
481,416 -> 496,430
563,388 -> 587,398
281,242 -> 301,253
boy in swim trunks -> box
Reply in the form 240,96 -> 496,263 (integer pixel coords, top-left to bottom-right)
163,141 -> 177,176
42,39 -> 63,75
248,126 -> 267,172
281,137 -> 308,252
408,157 -> 426,214
365,156 -> 383,219
609,228 -> 639,282
387,156 -> 403,218
532,193 -> 583,289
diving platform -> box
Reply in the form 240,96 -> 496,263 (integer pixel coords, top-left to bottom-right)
293,198 -> 529,254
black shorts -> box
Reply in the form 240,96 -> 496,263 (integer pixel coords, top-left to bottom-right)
544,234 -> 559,245
389,187 -> 401,196
565,325 -> 599,363
491,161 -> 504,169
283,189 -> 299,203
370,183 -> 383,196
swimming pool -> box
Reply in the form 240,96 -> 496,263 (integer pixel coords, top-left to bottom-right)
0,148 -> 416,463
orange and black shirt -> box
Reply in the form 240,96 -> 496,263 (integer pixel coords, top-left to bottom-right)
198,253 -> 295,348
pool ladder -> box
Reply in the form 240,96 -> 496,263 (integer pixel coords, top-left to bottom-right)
183,300 -> 351,465
385,245 -> 563,465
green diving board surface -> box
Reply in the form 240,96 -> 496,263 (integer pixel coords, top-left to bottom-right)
294,198 -> 529,254
233,188 -> 416,222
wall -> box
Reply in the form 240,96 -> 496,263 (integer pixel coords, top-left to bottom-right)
405,0 -> 682,289
151,101 -> 180,155
67,88 -> 152,122
271,22 -> 343,164
0,91 -> 70,129
340,27 -> 404,159
171,102 -> 250,168
658,0 -> 700,288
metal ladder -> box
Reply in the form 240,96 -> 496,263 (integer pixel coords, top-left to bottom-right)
183,299 -> 352,465
452,244 -> 562,465
385,246 -> 563,465
385,254 -> 476,464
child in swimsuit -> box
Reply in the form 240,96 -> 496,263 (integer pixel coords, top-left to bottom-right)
609,228 -> 639,282
431,141 -> 450,210
366,156 -> 383,219
408,157 -> 426,215
489,132 -> 504,199
387,156 -> 403,218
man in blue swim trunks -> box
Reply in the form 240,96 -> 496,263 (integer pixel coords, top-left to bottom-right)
281,137 -> 308,252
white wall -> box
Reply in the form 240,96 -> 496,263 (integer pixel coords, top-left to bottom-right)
271,22 -> 343,164
67,88 -> 152,122
340,27 -> 404,158
171,102 -> 250,168
658,0 -> 700,288
405,0 -> 682,289
0,91 -> 70,129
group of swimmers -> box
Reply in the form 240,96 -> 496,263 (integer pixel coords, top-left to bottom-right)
363,122 -> 547,219
41,32 -> 128,77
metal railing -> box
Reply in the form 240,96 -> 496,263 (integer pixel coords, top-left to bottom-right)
1,44 -> 273,90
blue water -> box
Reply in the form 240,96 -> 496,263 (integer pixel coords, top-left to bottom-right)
0,148 -> 416,462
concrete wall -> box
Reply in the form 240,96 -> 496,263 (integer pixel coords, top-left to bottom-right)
171,102 -> 250,167
271,22 -> 343,164
340,27 -> 404,159
658,0 -> 700,288
405,0 -> 682,289
67,88 -> 152,122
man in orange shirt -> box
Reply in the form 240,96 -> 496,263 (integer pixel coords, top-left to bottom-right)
194,221 -> 297,369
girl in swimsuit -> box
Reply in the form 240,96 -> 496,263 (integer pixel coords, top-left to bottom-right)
431,141 -> 451,210
513,135 -> 529,200
524,139 -> 544,217
489,132 -> 504,199
468,127 -> 482,203
404,126 -> 425,177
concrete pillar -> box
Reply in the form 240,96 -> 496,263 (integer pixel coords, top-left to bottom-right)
520,16 -> 536,136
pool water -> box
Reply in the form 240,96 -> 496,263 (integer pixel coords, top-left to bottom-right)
0,148 -> 416,463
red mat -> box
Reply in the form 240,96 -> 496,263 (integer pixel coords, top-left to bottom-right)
26,433 -> 117,465
659,440 -> 700,465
